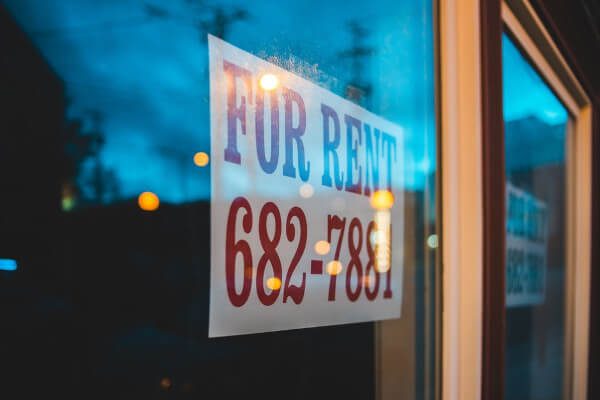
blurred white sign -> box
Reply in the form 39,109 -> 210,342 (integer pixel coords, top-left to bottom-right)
208,35 -> 404,337
505,183 -> 548,307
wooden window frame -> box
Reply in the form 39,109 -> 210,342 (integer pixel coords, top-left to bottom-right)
441,0 -> 593,399
501,2 -> 593,399
440,0 -> 484,399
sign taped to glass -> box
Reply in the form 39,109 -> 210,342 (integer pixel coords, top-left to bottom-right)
209,35 -> 405,337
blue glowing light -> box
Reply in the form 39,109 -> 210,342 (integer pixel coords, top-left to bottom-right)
0,259 -> 17,271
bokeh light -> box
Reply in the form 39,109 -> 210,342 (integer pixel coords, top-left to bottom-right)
370,190 -> 394,210
160,377 -> 172,389
61,196 -> 75,212
266,277 -> 281,290
193,151 -> 209,167
314,240 -> 330,255
326,260 -> 343,276
299,183 -> 314,198
61,182 -> 76,212
259,73 -> 279,91
0,259 -> 17,271
427,234 -> 439,249
138,191 -> 160,211
374,210 -> 391,273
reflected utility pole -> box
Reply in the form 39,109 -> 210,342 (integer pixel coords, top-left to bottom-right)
87,110 -> 107,204
143,2 -> 249,40
192,1 -> 249,40
338,21 -> 375,108
83,110 -> 120,205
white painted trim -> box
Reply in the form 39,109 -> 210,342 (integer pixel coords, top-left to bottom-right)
440,0 -> 483,399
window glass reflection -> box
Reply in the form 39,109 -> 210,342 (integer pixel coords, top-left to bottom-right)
0,1 -> 437,398
503,32 -> 568,400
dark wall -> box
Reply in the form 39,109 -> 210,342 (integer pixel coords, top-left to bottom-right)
531,0 -> 600,101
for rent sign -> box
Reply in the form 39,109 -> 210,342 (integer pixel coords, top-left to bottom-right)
209,35 -> 404,337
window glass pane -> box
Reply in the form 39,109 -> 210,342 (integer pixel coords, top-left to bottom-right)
0,1 -> 437,399
503,32 -> 568,400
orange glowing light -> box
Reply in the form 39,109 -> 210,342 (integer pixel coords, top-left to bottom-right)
138,191 -> 159,211
160,378 -> 172,389
260,73 -> 279,91
370,190 -> 394,210
193,152 -> 210,167
326,260 -> 343,276
266,277 -> 281,290
314,240 -> 330,255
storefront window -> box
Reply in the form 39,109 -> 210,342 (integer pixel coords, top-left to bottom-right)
0,1 -> 436,398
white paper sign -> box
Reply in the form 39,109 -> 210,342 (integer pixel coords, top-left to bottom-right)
506,183 -> 548,307
209,35 -> 404,337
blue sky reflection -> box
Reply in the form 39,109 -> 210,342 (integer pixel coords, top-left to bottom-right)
502,33 -> 568,125
5,0 -> 437,203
